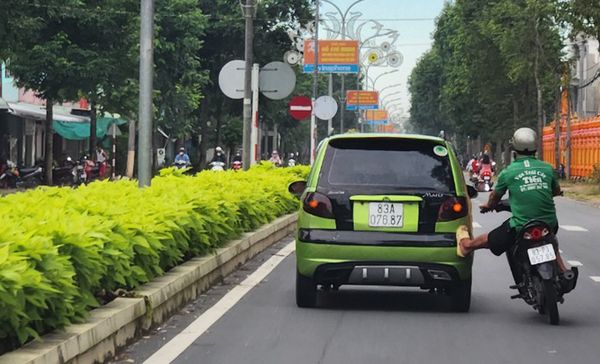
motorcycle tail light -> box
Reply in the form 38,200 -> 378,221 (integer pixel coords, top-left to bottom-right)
438,196 -> 468,221
303,192 -> 334,219
523,226 -> 549,241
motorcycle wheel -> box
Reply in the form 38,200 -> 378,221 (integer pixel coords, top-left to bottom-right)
542,279 -> 560,325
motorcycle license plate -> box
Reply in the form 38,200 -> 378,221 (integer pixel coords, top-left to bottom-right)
527,244 -> 556,265
368,202 -> 403,227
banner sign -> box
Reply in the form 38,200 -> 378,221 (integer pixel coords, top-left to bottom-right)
303,40 -> 359,74
365,110 -> 388,123
346,90 -> 379,110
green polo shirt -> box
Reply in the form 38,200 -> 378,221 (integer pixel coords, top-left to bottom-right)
494,156 -> 559,230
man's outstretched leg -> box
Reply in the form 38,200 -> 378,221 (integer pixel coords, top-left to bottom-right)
456,226 -> 489,257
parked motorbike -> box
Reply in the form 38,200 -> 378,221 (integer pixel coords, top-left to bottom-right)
53,156 -> 79,186
482,200 -> 578,325
0,160 -> 44,189
209,161 -> 226,171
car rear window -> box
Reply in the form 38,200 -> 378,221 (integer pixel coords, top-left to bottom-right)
319,137 -> 455,193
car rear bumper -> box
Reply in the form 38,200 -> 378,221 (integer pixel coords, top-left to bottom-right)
312,261 -> 463,288
296,239 -> 473,281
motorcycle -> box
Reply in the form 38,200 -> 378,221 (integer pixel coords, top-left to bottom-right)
476,170 -> 494,192
287,154 -> 296,167
483,200 -> 578,325
0,160 -> 44,189
209,161 -> 226,171
231,161 -> 242,171
53,156 -> 79,186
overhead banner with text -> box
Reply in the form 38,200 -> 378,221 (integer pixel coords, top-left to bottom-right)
303,40 -> 359,74
364,110 -> 389,125
346,90 -> 379,110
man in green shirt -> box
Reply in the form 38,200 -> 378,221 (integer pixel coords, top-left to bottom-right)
457,128 -> 567,273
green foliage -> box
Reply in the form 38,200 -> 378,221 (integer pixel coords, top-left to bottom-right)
0,165 -> 309,352
408,0 -> 563,150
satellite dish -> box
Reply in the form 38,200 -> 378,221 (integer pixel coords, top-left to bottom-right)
284,51 -> 300,65
387,52 -> 404,68
380,42 -> 392,52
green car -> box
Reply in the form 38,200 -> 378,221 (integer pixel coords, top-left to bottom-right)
288,134 -> 478,311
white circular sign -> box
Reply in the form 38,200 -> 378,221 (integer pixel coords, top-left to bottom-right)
259,62 -> 296,100
218,60 -> 246,99
314,96 -> 338,120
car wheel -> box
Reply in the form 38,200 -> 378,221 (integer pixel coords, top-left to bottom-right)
296,271 -> 317,308
449,277 -> 471,312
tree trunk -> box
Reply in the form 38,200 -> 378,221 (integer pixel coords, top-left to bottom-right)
534,17 -> 544,158
554,90 -> 561,169
126,120 -> 136,178
566,87 -> 572,179
198,96 -> 210,169
45,99 -> 54,185
90,100 -> 97,158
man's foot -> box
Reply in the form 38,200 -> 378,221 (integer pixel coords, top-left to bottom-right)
456,225 -> 471,258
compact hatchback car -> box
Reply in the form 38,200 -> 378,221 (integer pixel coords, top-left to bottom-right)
289,134 -> 477,311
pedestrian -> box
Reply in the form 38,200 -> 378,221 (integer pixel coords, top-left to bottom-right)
96,145 -> 108,178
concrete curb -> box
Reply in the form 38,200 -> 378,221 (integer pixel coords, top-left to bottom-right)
0,213 -> 298,364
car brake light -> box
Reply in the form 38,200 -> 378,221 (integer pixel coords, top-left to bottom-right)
438,197 -> 468,221
523,226 -> 549,240
303,192 -> 334,219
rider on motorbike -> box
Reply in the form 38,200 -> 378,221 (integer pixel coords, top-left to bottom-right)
174,147 -> 191,166
456,128 -> 575,281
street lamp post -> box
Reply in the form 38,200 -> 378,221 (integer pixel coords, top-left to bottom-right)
321,0 -> 365,134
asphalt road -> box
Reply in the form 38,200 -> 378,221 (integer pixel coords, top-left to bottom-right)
116,195 -> 600,364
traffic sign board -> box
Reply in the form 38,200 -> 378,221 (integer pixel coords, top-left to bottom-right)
289,96 -> 312,121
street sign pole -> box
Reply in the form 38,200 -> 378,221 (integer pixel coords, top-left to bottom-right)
310,0 -> 320,164
138,0 -> 154,187
251,63 -> 259,164
242,0 -> 255,170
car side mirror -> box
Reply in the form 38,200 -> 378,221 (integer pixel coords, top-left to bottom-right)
467,185 -> 478,199
288,180 -> 307,197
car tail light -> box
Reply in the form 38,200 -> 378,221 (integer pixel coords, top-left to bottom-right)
523,226 -> 549,241
438,196 -> 468,221
303,192 -> 334,219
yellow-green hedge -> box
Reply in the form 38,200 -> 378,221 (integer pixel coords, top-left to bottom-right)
0,164 -> 308,352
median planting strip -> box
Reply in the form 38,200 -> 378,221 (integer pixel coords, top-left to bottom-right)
0,213 -> 297,364
0,164 -> 308,362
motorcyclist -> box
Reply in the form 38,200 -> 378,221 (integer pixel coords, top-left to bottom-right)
269,150 -> 282,166
174,147 -> 191,166
479,153 -> 493,177
211,146 -> 226,163
456,128 -> 575,282
232,151 -> 242,163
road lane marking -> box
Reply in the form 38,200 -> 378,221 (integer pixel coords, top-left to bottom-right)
560,225 -> 589,232
567,260 -> 583,267
473,222 -> 482,228
590,276 -> 600,283
143,241 -> 296,364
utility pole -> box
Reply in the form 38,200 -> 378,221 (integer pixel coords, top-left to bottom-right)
242,0 -> 255,170
138,0 -> 154,187
310,0 -> 320,164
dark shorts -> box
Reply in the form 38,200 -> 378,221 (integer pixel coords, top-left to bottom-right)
488,219 -> 559,256
487,219 -> 516,256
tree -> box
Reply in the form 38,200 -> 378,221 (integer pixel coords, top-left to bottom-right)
0,0 -> 91,185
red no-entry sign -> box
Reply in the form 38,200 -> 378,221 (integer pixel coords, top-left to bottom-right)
289,96 -> 312,121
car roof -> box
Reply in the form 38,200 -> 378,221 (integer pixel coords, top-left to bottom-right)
326,133 -> 446,144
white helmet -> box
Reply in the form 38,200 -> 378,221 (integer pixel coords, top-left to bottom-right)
512,127 -> 537,154
215,146 -> 223,153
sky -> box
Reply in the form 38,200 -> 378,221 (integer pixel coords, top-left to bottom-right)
318,0 -> 446,123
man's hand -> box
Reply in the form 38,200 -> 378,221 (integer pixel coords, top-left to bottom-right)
479,203 -> 493,214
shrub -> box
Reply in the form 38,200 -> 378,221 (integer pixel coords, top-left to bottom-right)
0,164 -> 309,352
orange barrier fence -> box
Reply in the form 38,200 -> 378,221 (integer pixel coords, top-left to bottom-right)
543,116 -> 600,178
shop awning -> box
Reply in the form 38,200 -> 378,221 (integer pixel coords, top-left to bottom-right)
8,102 -> 127,140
